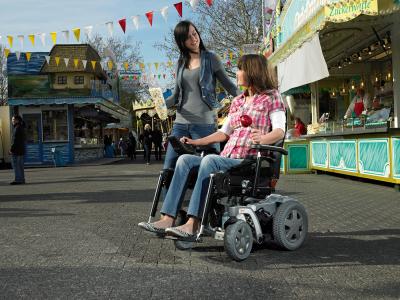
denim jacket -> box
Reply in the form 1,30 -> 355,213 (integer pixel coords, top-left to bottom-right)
165,50 -> 238,111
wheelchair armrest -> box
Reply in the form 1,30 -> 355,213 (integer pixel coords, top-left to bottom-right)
251,144 -> 288,155
168,136 -> 196,155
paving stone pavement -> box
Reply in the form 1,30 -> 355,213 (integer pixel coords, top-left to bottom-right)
0,160 -> 399,299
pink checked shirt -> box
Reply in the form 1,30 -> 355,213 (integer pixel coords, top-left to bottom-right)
220,89 -> 285,159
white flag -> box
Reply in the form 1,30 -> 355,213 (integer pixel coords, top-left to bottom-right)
16,51 -> 21,60
38,33 -> 46,46
84,26 -> 93,40
131,16 -> 140,30
45,55 -> 50,64
189,0 -> 200,10
105,22 -> 113,37
160,6 -> 169,22
64,58 -> 70,67
17,35 -> 24,50
82,59 -> 87,69
62,30 -> 70,43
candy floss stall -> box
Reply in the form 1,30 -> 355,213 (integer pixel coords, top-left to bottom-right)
266,0 -> 400,189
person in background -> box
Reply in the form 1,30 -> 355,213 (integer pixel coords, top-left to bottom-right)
128,131 -> 137,160
9,115 -> 26,185
152,125 -> 163,161
140,124 -> 153,165
163,20 -> 239,170
344,88 -> 370,119
294,117 -> 307,136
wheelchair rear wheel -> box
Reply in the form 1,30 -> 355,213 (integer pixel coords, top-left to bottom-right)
224,220 -> 253,261
272,200 -> 308,250
174,210 -> 194,250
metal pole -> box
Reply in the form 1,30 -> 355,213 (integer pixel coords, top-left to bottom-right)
262,0 -> 265,41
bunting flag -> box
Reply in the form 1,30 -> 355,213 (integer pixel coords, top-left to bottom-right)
7,36 -> 13,48
82,59 -> 87,69
45,55 -> 50,64
4,48 -> 10,58
124,62 -> 129,70
62,30 -> 70,43
16,51 -> 21,61
174,2 -> 183,17
38,33 -> 46,46
55,56 -> 60,66
118,18 -> 127,33
163,74 -> 166,79
50,32 -> 57,45
64,58 -> 69,67
106,22 -> 114,37
18,35 -> 24,50
74,58 -> 79,68
91,60 -> 97,70
154,62 -> 159,71
73,28 -> 80,42
28,34 -> 35,46
84,26 -> 93,39
145,11 -> 153,26
132,16 -> 140,30
190,0 -> 200,10
160,6 -> 169,22
205,0 -> 213,7
26,52 -> 32,62
100,61 -> 106,70
147,63 -> 152,70
139,63 -> 145,70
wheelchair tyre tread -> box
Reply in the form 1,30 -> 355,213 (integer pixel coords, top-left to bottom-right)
272,200 -> 308,251
224,220 -> 253,261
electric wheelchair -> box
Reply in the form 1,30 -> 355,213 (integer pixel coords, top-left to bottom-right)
146,136 -> 308,261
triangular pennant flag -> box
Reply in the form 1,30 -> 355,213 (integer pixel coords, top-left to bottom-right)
16,51 -> 21,61
4,48 -> 10,58
163,74 -> 166,79
205,0 -> 213,7
158,74 -> 161,79
28,34 -> 35,46
74,58 -> 79,68
189,0 -> 200,10
131,16 -> 140,30
17,35 -> 24,50
84,26 -> 93,39
173,73 -> 176,78
7,36 -> 13,48
229,52 -> 233,60
50,32 -> 57,44
82,59 -> 87,69
143,75 -> 147,81
118,18 -> 126,33
64,58 -> 69,67
107,60 -> 113,70
160,6 -> 169,22
72,28 -> 80,42
25,52 -> 31,62
145,11 -> 153,26
147,63 -> 152,70
154,74 -> 156,79
38,33 -> 46,46
167,60 -> 173,67
154,62 -> 159,71
45,55 -> 51,64
62,30 -> 70,43
55,57 -> 60,66
174,2 -> 183,17
91,60 -> 97,70
100,61 -> 106,70
124,62 -> 129,71
106,22 -> 114,37
117,62 -> 123,70
139,63 -> 145,70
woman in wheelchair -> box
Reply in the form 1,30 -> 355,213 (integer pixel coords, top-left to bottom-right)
139,54 -> 286,239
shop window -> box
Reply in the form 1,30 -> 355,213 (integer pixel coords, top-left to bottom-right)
42,110 -> 68,142
74,76 -> 84,85
57,76 -> 67,85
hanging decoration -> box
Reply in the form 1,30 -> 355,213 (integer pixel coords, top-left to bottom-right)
82,59 -> 87,69
64,57 -> 69,67
189,0 -> 200,10
4,48 -> 10,58
118,18 -> 127,33
174,2 -> 183,17
84,26 -> 93,39
74,58 -> 79,68
45,55 -> 50,64
132,16 -> 140,30
91,60 -> 97,70
205,0 -> 213,7
7,35 -> 13,48
16,51 -> 21,61
160,6 -> 169,22
38,33 -> 46,46
55,56 -> 60,66
26,52 -> 32,62
106,22 -> 114,37
50,32 -> 57,45
72,28 -> 80,42
17,35 -> 24,50
145,11 -> 154,26
62,30 -> 70,43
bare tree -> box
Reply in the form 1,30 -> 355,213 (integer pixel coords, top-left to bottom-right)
0,45 -> 8,105
155,0 -> 263,77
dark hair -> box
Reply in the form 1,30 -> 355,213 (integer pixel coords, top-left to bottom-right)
174,20 -> 206,68
13,115 -> 23,123
237,54 -> 276,94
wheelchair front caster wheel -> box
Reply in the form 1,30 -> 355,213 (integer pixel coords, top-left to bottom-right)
273,200 -> 308,250
224,220 -> 253,261
174,240 -> 194,250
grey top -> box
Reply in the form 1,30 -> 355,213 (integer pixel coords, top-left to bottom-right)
174,67 -> 215,124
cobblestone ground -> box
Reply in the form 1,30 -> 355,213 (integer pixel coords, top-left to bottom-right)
0,160 -> 399,299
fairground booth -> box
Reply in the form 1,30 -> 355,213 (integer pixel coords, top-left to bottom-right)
266,0 -> 400,189
7,44 -> 129,165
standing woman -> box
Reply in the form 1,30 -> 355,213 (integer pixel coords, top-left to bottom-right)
164,20 -> 239,169
140,124 -> 153,165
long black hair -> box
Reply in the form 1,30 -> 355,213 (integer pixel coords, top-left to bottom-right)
174,20 -> 206,68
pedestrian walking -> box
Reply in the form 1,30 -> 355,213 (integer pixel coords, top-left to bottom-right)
139,124 -> 153,165
152,126 -> 163,161
128,131 -> 137,160
9,115 -> 26,185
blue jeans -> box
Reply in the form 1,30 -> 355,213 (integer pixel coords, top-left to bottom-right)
163,123 -> 219,170
160,154 -> 243,218
11,155 -> 25,183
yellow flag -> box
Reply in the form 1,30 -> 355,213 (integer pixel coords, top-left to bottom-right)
72,28 -> 80,42
229,52 -> 233,60
74,58 -> 79,68
239,49 -> 243,57
28,34 -> 35,46
139,63 -> 145,70
26,52 -> 32,62
50,32 -> 57,44
4,48 -> 10,58
55,57 -> 60,66
91,60 -> 97,70
7,36 -> 13,48
154,62 -> 159,71
124,62 -> 129,70
107,61 -> 113,70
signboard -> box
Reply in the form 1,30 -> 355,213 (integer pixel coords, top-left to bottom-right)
325,0 -> 378,22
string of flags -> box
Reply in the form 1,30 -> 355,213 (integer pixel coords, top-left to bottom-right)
0,0 -> 213,50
